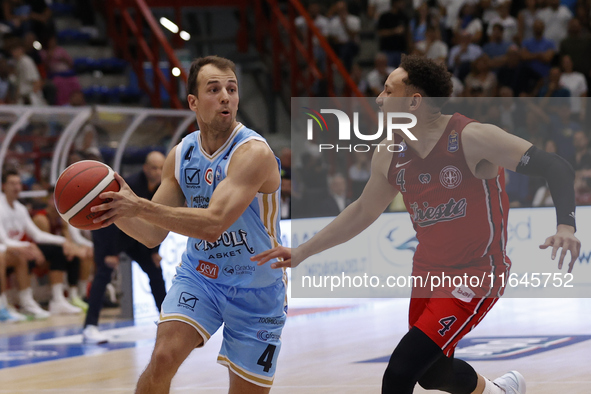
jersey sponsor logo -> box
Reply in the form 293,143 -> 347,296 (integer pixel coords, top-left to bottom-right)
439,165 -> 462,189
452,285 -> 475,302
258,317 -> 285,325
395,160 -> 411,168
410,197 -> 467,227
192,195 -> 210,208
195,229 -> 255,255
205,168 -> 214,185
196,260 -> 219,279
257,330 -> 281,341
222,264 -> 255,276
418,173 -> 431,184
178,291 -> 198,311
184,168 -> 200,186
222,266 -> 234,276
447,130 -> 459,152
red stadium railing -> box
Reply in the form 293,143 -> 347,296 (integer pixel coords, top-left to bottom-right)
104,0 -> 363,106
253,0 -> 364,98
104,0 -> 253,108
105,0 -> 189,109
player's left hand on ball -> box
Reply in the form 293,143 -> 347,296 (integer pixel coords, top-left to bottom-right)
251,246 -> 294,269
539,224 -> 581,273
91,173 -> 140,227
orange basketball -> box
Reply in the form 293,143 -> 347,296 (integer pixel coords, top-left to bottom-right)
54,160 -> 120,230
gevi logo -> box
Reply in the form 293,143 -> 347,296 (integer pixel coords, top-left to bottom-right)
303,107 -> 417,152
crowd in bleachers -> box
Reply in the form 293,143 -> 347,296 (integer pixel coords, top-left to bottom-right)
0,0 -> 145,325
290,0 -> 591,213
0,0 -> 136,107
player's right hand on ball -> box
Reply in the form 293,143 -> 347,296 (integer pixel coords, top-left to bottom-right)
91,173 -> 140,227
252,246 -> 299,269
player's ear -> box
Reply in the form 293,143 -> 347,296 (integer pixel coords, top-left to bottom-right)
187,94 -> 198,111
410,94 -> 422,110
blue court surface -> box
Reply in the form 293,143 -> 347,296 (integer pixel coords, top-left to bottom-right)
0,320 -> 156,369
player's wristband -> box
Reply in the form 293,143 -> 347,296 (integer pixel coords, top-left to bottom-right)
515,145 -> 576,230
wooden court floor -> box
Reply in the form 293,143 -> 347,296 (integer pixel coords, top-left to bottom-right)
0,298 -> 590,393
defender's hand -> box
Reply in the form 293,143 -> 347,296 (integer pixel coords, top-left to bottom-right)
252,246 -> 299,269
539,224 -> 581,273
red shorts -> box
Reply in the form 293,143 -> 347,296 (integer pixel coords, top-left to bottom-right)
409,295 -> 498,357
409,254 -> 510,357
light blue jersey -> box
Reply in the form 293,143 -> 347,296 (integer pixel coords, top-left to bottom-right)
174,123 -> 283,289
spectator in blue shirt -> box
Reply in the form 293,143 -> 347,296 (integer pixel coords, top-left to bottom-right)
538,67 -> 571,98
549,100 -> 580,163
483,23 -> 512,70
514,19 -> 556,95
520,19 -> 556,78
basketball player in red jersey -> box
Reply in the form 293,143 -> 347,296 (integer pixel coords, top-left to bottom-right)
253,55 -> 580,394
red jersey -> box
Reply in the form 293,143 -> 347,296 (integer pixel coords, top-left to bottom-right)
387,113 -> 510,276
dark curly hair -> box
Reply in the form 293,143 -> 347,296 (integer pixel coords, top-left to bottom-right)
1,168 -> 19,185
399,55 -> 453,109
187,55 -> 237,96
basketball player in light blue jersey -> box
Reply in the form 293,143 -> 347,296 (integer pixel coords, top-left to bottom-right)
91,56 -> 285,394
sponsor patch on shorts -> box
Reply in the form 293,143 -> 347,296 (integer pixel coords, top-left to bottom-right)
452,285 -> 475,302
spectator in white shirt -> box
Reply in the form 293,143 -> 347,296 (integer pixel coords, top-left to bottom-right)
559,54 -> 588,122
487,2 -> 518,44
440,0 -> 480,33
0,169 -> 81,318
0,244 -> 31,322
517,0 -> 538,43
295,2 -> 329,50
366,52 -> 394,96
455,3 -> 483,44
9,39 -> 45,105
415,24 -> 448,64
480,0 -> 499,26
33,186 -> 94,312
295,2 -> 330,80
536,0 -> 573,47
448,31 -> 483,80
367,0 -> 391,23
327,1 -> 361,72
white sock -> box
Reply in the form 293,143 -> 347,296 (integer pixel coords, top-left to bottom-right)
0,293 -> 7,308
483,378 -> 505,394
52,283 -> 65,302
69,286 -> 79,300
78,280 -> 88,298
19,288 -> 34,304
